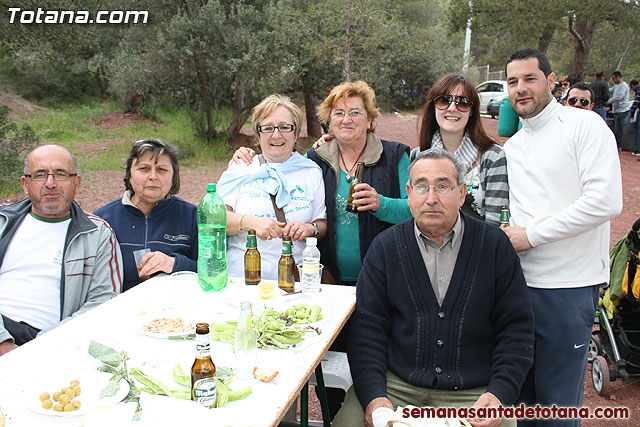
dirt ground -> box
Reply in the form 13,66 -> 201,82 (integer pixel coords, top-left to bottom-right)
4,106 -> 640,425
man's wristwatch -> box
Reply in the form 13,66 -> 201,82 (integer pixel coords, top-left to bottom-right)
311,222 -> 319,237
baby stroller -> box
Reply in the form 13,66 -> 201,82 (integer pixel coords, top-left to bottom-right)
589,217 -> 640,395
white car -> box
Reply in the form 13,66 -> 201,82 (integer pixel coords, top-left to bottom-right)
476,80 -> 508,114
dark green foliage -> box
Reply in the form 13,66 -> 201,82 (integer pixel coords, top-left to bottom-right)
0,105 -> 39,182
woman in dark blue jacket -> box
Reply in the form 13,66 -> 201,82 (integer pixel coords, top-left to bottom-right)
94,138 -> 197,291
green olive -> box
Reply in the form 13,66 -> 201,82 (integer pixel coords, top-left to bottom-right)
52,391 -> 61,402
39,392 -> 50,401
65,388 -> 75,398
72,400 -> 81,410
41,399 -> 53,410
70,380 -> 80,387
72,386 -> 81,396
63,403 -> 73,412
59,395 -> 71,405
61,386 -> 69,393
53,403 -> 64,412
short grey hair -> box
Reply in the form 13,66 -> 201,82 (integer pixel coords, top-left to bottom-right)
408,147 -> 465,184
24,145 -> 78,174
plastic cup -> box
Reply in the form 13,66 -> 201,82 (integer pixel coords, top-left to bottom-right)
133,248 -> 151,281
298,263 -> 323,294
171,271 -> 198,308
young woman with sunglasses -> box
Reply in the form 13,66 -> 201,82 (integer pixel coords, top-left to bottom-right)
413,73 -> 508,225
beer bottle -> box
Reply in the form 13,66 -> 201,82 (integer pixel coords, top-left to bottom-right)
278,235 -> 295,293
191,323 -> 217,408
345,161 -> 365,213
244,229 -> 261,286
499,206 -> 510,229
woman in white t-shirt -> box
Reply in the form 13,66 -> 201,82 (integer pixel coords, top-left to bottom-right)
217,95 -> 327,280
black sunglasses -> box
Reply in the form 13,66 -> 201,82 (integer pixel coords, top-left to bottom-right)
434,95 -> 473,112
567,97 -> 591,107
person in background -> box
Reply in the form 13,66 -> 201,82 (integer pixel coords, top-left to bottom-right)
565,83 -> 594,111
217,94 -> 327,280
333,148 -> 533,427
553,87 -> 563,102
504,47 -> 622,426
607,71 -> 631,149
558,75 -> 570,103
94,138 -> 197,292
413,73 -> 508,226
0,145 -> 122,355
628,79 -> 640,156
590,70 -> 609,121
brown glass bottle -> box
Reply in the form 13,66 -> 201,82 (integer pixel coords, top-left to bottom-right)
499,206 -> 510,229
191,323 -> 217,408
278,235 -> 295,293
244,229 -> 261,285
346,161 -> 365,213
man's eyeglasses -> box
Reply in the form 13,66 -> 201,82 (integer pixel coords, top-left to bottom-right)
330,109 -> 365,119
434,95 -> 473,112
24,171 -> 78,181
567,97 -> 591,107
561,82 -> 570,87
258,124 -> 296,134
410,183 -> 462,195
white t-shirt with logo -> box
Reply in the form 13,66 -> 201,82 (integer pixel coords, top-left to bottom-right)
220,158 -> 326,280
0,213 -> 70,330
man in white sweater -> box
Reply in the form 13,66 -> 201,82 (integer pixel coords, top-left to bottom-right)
503,48 -> 623,426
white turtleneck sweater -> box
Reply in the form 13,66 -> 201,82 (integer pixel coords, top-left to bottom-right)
504,100 -> 622,289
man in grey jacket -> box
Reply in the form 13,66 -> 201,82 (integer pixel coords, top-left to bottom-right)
607,71 -> 630,148
0,145 -> 122,355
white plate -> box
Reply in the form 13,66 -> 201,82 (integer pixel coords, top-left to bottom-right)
27,370 -> 130,418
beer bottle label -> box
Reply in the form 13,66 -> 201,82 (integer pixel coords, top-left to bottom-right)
282,240 -> 292,255
195,333 -> 211,358
246,234 -> 257,248
500,209 -> 509,223
192,378 -> 217,408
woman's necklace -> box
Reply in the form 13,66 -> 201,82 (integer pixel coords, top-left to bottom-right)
338,143 -> 367,181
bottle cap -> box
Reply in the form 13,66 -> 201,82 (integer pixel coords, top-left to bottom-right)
207,183 -> 216,192
306,237 -> 317,246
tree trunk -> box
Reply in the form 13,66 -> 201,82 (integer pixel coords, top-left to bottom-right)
344,24 -> 351,82
193,55 -> 216,141
226,76 -> 250,139
537,23 -> 555,54
95,64 -> 109,100
569,16 -> 597,79
617,32 -> 638,71
301,71 -> 322,139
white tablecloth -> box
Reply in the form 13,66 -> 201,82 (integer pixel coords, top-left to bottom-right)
0,275 -> 355,427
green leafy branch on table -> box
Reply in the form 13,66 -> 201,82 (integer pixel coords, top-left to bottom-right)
210,303 -> 323,349
88,341 -> 251,421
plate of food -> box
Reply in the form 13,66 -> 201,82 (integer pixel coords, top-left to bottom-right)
27,371 -> 130,418
139,316 -> 196,339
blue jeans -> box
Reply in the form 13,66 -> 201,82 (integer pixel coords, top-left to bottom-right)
613,111 -> 629,148
593,106 -> 607,122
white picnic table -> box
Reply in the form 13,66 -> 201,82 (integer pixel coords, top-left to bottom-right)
0,274 -> 355,427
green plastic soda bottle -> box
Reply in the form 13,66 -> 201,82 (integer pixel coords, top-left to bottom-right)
197,183 -> 228,292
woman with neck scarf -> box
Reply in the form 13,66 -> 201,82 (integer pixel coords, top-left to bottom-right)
412,73 -> 508,225
217,94 -> 327,280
